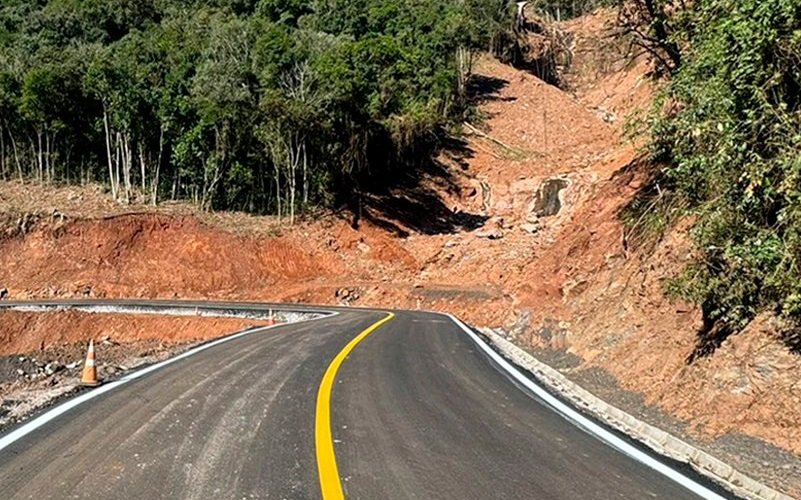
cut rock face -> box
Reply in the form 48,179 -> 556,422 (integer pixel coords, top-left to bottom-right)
532,178 -> 569,217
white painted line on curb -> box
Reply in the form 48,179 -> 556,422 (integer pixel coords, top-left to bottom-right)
446,313 -> 727,500
0,310 -> 337,453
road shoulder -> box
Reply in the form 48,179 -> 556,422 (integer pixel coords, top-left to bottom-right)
476,325 -> 793,500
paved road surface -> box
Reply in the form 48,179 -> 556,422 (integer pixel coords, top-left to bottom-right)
0,301 -> 730,499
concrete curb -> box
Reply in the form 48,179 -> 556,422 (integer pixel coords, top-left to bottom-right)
478,327 -> 794,500
3,303 -> 324,323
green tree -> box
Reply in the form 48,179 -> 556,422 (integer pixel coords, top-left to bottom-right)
0,0 -> 512,218
638,0 -> 801,356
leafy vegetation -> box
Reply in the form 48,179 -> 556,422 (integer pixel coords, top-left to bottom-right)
631,0 -> 801,355
616,0 -> 688,75
0,0 -> 510,220
527,0 -> 612,20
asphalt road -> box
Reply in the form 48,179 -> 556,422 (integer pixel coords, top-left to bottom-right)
0,301 -> 729,499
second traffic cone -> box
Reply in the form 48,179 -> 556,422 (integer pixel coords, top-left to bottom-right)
81,339 -> 100,387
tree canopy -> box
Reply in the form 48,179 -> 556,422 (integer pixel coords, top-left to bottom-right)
631,0 -> 801,354
0,0 -> 511,220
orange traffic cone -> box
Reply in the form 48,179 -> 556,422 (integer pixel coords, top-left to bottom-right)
81,339 -> 100,387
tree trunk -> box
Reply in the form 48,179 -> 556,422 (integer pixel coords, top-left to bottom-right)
288,144 -> 296,225
456,45 -> 473,107
202,125 -> 225,211
274,162 -> 281,220
0,123 -> 6,181
152,126 -> 164,206
171,167 -> 179,201
36,130 -> 43,183
139,140 -> 147,200
302,140 -> 308,208
121,132 -> 132,204
50,131 -> 58,182
45,131 -> 50,182
46,131 -> 55,183
9,129 -> 23,181
27,138 -> 35,180
115,133 -> 122,202
103,108 -> 118,199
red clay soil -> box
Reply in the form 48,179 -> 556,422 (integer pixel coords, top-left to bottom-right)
0,7 -> 799,494
560,8 -> 656,129
0,310 -> 265,355
0,214 -> 342,299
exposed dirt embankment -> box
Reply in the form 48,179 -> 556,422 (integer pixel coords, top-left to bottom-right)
520,201 -> 801,457
0,208 -> 513,325
0,214 -> 339,299
507,156 -> 801,492
0,310 -> 265,355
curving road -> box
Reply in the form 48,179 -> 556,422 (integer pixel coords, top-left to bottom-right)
0,301 -> 731,499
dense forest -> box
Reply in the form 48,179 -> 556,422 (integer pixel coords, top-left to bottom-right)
0,0 -> 511,219
625,0 -> 801,351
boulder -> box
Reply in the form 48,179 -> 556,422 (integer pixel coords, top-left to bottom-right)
531,178 -> 569,217
476,229 -> 504,240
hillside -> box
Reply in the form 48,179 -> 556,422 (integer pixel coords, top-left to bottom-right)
0,7 -> 800,496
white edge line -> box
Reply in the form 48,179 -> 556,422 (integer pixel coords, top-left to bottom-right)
445,313 -> 727,500
0,310 -> 338,453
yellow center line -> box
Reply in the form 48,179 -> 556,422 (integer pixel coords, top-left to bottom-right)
316,312 -> 395,500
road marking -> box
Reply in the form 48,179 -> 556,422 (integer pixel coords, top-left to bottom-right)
316,312 -> 395,500
0,311 -> 336,453
446,313 -> 727,500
